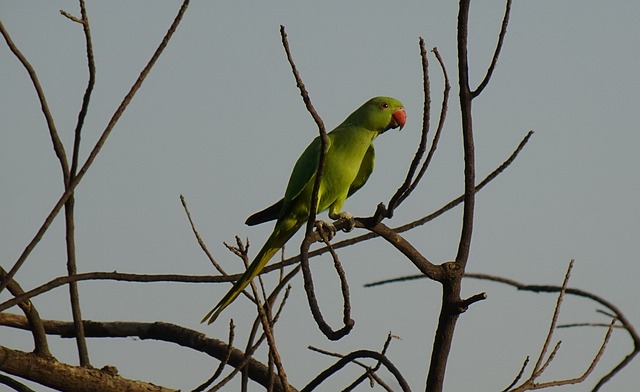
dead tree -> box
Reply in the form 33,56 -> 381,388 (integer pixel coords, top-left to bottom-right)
0,1 -> 637,391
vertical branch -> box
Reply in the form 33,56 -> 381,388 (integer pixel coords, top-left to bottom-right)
281,26 -> 355,339
385,37 -> 431,216
279,25 -> 326,236
455,0 -> 475,269
60,0 -> 96,367
426,0 -> 486,389
68,0 -> 96,178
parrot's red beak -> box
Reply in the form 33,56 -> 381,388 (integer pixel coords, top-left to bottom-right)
391,108 -> 406,131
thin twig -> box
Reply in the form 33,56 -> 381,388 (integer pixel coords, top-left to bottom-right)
279,25 -> 327,238
0,271 -> 230,313
180,195 -> 224,273
391,130 -> 532,235
67,0 -> 96,179
511,319 -> 616,391
279,25 -> 325,133
531,260 -> 573,376
227,240 -> 289,392
451,267 -> 632,391
385,37 -> 432,216
192,319 -> 236,392
251,279 -> 290,392
471,0 -> 513,97
397,46 -> 450,209
533,341 -> 562,380
502,357 -> 529,392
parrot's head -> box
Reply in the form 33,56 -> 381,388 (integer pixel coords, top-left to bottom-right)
348,96 -> 406,134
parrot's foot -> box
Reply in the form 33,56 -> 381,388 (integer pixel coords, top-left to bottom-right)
329,211 -> 356,233
315,220 -> 337,241
340,213 -> 356,232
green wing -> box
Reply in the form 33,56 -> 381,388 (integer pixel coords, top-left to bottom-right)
283,135 -> 328,203
348,144 -> 375,198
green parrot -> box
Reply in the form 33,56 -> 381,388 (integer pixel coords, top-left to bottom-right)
202,96 -> 406,324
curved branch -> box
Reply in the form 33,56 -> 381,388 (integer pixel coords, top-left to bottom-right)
0,373 -> 35,392
301,350 -> 410,392
299,233 -> 354,341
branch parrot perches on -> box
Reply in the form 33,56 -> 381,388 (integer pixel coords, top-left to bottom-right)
201,96 -> 406,324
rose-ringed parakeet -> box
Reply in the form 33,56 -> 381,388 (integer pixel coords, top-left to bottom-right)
202,96 -> 406,324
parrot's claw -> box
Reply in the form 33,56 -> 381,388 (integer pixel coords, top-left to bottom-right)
315,220 -> 337,242
330,211 -> 355,233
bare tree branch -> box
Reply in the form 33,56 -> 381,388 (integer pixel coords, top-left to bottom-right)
0,268 -> 50,358
58,0 -> 97,367
299,231 -> 354,340
385,38 -> 433,217
0,344 -> 177,392
192,319 -> 235,392
0,314 -> 297,392
180,195 -> 225,273
301,350 -> 410,392
471,0 -> 513,97
308,333 -> 399,391
502,357 -> 530,392
385,42 -> 450,219
532,261 -> 574,377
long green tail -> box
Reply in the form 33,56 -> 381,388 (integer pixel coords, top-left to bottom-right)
201,220 -> 301,324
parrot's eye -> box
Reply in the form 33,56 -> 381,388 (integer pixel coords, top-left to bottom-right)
380,102 -> 389,109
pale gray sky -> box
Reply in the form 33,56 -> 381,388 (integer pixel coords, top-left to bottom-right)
1,1 -> 639,391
